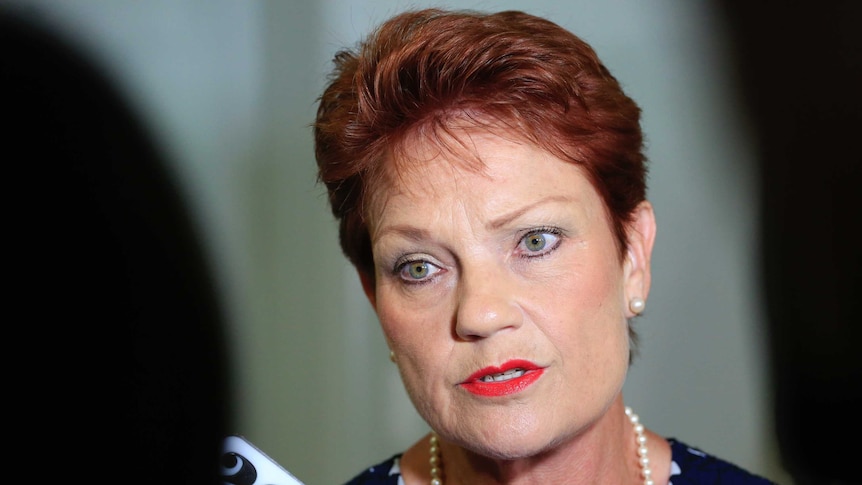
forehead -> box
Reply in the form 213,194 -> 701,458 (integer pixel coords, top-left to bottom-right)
369,128 -> 511,203
364,129 -> 600,230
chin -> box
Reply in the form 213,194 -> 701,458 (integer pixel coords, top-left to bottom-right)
463,434 -> 562,461
452,419 -> 567,461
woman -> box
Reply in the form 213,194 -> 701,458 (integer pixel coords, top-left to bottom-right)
314,8 -> 774,485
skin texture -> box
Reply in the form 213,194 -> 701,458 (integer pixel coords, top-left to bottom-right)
360,130 -> 665,484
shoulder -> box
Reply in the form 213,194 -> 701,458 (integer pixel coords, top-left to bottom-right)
667,438 -> 776,484
343,454 -> 403,485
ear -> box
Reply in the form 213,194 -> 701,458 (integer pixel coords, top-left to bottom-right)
623,201 -> 657,317
358,270 -> 377,311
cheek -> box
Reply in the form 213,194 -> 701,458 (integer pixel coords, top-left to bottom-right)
538,258 -> 628,353
377,287 -> 428,345
375,289 -> 452,367
376,296 -> 451,420
541,270 -> 630,407
376,305 -> 409,354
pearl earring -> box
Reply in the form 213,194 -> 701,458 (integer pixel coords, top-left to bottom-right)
389,350 -> 396,362
629,297 -> 645,315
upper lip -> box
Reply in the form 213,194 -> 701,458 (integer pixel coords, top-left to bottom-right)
461,359 -> 543,383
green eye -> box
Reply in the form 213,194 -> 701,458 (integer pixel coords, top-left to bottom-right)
406,261 -> 430,279
525,233 -> 547,251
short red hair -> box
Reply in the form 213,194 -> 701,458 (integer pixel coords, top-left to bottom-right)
315,8 -> 647,279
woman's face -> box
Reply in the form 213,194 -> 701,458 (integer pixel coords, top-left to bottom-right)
363,131 -> 654,458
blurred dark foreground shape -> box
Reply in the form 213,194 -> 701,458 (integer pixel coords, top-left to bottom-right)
718,1 -> 862,484
3,6 -> 234,483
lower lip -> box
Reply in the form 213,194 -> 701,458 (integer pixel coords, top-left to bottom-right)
460,367 -> 545,397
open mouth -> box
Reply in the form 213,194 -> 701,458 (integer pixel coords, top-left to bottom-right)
479,368 -> 526,383
461,360 -> 544,397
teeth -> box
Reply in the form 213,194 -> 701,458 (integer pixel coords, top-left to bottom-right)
480,368 -> 526,383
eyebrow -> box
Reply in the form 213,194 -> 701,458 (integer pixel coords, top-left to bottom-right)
487,195 -> 574,230
372,224 -> 432,243
374,194 -> 576,242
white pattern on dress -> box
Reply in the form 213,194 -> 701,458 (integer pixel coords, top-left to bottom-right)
390,456 -> 405,485
668,459 -> 682,485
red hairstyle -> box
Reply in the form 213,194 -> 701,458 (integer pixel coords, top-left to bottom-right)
315,8 -> 647,280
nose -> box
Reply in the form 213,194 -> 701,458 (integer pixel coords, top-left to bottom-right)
454,264 -> 524,340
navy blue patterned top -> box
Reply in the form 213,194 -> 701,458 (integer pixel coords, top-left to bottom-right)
344,438 -> 776,484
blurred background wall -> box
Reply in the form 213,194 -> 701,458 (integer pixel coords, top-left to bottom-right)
2,1 -> 803,483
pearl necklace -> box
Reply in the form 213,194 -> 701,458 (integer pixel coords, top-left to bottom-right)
428,406 -> 653,485
429,433 -> 442,485
626,406 -> 654,485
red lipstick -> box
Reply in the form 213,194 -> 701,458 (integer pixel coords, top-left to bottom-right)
459,359 -> 544,397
